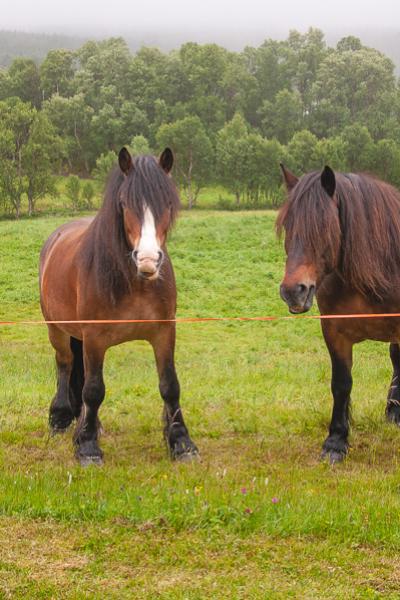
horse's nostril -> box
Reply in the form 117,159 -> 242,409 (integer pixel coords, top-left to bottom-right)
132,250 -> 139,262
297,284 -> 308,296
157,250 -> 164,263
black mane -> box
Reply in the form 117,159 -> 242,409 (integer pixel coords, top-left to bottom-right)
81,155 -> 180,303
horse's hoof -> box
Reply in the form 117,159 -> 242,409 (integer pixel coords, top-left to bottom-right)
74,440 -> 103,466
174,448 -> 200,463
50,423 -> 71,436
170,439 -> 199,462
49,408 -> 74,434
386,405 -> 400,426
320,449 -> 346,465
78,454 -> 104,467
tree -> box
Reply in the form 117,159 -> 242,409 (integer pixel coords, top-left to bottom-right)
286,130 -> 320,174
238,133 -> 284,205
43,93 -> 94,172
341,123 -> 374,171
7,58 -> 41,107
156,116 -> 214,208
40,49 -> 75,99
314,136 -> 348,171
0,98 -> 36,217
336,36 -> 363,53
0,127 -> 25,217
92,151 -> 117,183
369,139 -> 400,186
66,175 -> 81,209
75,38 -> 133,109
311,45 -> 396,136
179,42 -> 230,99
129,135 -> 151,156
23,112 -> 60,215
218,53 -> 256,118
258,89 -> 303,144
119,101 -> 149,140
81,181 -> 95,208
216,113 -> 249,204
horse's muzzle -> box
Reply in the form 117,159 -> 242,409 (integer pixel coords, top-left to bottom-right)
280,283 -> 316,314
132,250 -> 164,280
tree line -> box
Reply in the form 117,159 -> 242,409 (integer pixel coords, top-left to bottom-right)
1,29 -> 400,215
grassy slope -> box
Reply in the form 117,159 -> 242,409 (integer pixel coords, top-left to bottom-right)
0,210 -> 399,598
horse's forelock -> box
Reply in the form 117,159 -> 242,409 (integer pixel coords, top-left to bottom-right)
278,170 -> 400,299
81,155 -> 180,304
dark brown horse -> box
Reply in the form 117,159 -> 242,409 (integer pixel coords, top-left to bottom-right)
40,148 -> 198,465
277,164 -> 400,463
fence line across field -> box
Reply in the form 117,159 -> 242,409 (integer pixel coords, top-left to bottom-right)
2,313 -> 400,326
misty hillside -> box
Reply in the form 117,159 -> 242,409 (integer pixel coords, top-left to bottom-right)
0,31 -> 84,66
1,27 -> 400,72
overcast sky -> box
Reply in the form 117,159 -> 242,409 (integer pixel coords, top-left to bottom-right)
2,0 -> 400,34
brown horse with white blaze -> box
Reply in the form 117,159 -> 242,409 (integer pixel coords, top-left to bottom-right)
40,147 -> 198,465
277,164 -> 400,463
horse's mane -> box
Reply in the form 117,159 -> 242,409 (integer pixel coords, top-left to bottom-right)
81,155 -> 180,303
277,171 -> 400,299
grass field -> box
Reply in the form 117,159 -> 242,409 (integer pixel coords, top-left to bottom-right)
1,209 -> 400,598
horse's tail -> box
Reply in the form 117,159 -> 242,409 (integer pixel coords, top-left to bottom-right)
70,337 -> 84,418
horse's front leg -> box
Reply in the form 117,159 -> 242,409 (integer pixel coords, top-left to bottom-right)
321,322 -> 353,464
73,340 -> 106,466
151,325 -> 198,461
386,343 -> 400,425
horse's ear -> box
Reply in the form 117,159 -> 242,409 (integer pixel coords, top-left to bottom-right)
118,147 -> 133,175
280,163 -> 299,191
321,165 -> 336,198
159,147 -> 174,174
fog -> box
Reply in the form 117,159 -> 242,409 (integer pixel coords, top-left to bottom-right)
2,0 -> 399,36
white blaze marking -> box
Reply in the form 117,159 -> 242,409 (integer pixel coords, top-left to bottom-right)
136,206 -> 160,262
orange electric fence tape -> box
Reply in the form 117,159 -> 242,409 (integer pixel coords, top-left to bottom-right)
1,313 -> 400,325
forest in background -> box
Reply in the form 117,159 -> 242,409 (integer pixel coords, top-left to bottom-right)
1,28 -> 400,215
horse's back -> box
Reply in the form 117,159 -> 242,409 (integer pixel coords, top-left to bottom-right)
40,218 -> 93,271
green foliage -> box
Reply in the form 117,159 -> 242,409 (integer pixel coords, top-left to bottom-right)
6,57 -> 41,107
92,151 -> 117,183
315,136 -> 348,171
65,175 -> 81,209
286,129 -> 320,173
156,115 -> 214,208
258,88 -> 303,144
23,112 -> 60,215
0,98 -> 59,217
40,49 -> 75,99
341,123 -> 374,171
129,135 -> 151,156
216,112 -> 249,202
81,180 -> 95,208
369,139 -> 400,185
43,93 -> 94,172
2,28 -> 400,208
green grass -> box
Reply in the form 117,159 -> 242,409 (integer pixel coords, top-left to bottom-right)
0,210 -> 399,598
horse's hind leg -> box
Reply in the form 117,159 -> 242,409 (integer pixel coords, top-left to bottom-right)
151,326 -> 198,461
48,326 -> 75,433
386,343 -> 400,425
